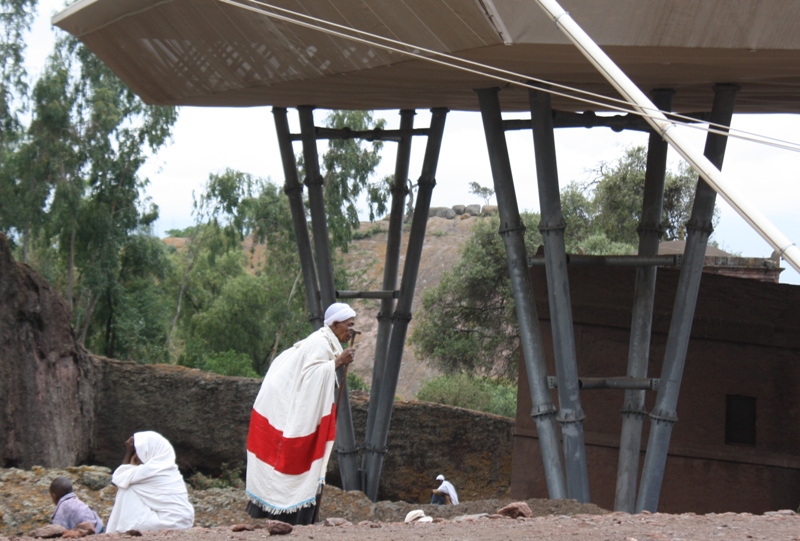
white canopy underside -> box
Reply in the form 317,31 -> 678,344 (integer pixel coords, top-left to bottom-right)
53,0 -> 800,113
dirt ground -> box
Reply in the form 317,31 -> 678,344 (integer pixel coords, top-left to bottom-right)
3,466 -> 800,541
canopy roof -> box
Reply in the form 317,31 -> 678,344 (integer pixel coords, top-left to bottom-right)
53,0 -> 800,113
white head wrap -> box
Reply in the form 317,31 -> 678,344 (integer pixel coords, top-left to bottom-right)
436,474 -> 445,481
324,302 -> 356,327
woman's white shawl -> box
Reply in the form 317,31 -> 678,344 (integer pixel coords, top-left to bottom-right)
246,325 -> 341,514
106,431 -> 195,533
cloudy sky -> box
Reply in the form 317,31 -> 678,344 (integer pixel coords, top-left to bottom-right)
28,1 -> 800,284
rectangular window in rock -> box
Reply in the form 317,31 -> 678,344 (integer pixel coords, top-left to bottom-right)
725,395 -> 756,446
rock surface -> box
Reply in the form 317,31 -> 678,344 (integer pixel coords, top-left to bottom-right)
0,466 -> 605,537
0,233 -> 97,470
4,466 -> 799,541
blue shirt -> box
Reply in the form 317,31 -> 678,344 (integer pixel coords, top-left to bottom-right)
52,493 -> 104,532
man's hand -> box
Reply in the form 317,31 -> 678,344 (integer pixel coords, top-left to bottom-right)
123,436 -> 136,464
335,348 -> 355,370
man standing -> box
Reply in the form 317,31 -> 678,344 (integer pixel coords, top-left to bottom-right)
245,303 -> 357,525
431,474 -> 459,505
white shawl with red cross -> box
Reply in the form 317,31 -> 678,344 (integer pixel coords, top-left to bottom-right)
246,326 -> 340,514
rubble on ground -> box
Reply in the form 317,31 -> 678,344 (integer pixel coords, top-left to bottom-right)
0,466 -> 607,536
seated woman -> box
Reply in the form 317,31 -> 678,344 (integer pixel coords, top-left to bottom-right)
106,431 -> 194,533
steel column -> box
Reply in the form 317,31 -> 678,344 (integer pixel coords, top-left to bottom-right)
476,88 -> 566,499
364,110 -> 415,459
614,89 -> 674,513
298,106 -> 337,308
529,88 -> 590,503
636,84 -> 739,513
272,108 -> 322,328
297,106 -> 360,491
362,108 -> 448,502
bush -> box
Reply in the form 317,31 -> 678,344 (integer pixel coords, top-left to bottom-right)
346,371 -> 369,392
203,350 -> 259,378
188,462 -> 245,490
416,373 -> 517,418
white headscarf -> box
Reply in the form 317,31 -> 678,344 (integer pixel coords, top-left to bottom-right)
107,431 -> 194,533
323,302 -> 356,327
112,431 -> 183,492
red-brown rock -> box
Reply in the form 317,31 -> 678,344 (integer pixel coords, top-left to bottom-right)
28,524 -> 67,538
497,502 -> 533,519
264,521 -> 292,535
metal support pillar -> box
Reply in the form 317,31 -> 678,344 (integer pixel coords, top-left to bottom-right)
529,88 -> 590,503
298,106 -> 336,307
362,108 -> 448,502
476,88 -> 566,499
614,89 -> 674,513
636,84 -> 739,513
364,110 -> 415,462
272,108 -> 322,328
297,106 -> 360,491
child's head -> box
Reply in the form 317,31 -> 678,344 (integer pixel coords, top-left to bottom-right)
49,476 -> 73,505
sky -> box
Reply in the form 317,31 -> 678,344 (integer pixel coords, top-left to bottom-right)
27,1 -> 800,284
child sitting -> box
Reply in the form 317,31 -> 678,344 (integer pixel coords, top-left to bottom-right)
50,477 -> 104,534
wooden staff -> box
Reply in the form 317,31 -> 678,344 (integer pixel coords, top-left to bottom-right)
317,329 -> 360,525
336,329 -> 360,406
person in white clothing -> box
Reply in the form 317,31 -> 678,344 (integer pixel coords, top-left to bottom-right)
106,431 -> 194,533
431,474 -> 459,505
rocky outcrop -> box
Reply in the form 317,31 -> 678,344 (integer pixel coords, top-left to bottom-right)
425,205 -> 494,220
428,207 -> 456,219
465,204 -> 481,216
0,234 -> 97,469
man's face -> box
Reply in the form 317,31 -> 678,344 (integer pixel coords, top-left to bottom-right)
330,317 -> 356,343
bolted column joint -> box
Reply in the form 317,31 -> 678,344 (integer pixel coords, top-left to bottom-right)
557,408 -> 587,423
335,445 -> 360,456
684,219 -> 714,236
284,182 -> 303,196
539,220 -> 567,234
392,310 -> 412,323
305,173 -> 324,187
620,406 -> 648,420
416,174 -> 437,189
636,224 -> 663,238
531,403 -> 558,419
649,407 -> 678,425
499,223 -> 526,237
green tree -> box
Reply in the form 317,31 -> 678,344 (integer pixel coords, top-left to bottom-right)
564,145 -> 706,250
58,37 -> 178,355
410,213 -> 543,379
318,110 -> 387,250
0,0 -> 37,140
1,34 -> 178,359
172,171 -> 314,376
0,0 -> 40,254
468,181 -> 494,206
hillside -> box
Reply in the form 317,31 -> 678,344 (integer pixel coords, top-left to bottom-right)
340,215 -> 478,399
164,214 -> 483,398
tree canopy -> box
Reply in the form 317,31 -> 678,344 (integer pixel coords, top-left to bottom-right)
562,145 -> 707,253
